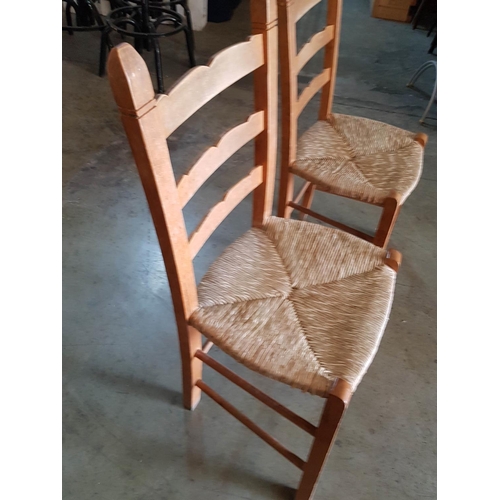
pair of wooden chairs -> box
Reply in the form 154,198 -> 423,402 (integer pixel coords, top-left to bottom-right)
107,0 -> 425,498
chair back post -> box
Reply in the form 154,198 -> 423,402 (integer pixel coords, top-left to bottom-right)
277,0 -> 343,216
277,0 -> 298,216
251,0 -> 279,227
108,0 -> 278,410
107,45 -> 202,408
319,0 -> 342,120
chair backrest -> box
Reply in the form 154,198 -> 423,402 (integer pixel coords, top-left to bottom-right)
107,0 -> 278,335
278,0 -> 342,165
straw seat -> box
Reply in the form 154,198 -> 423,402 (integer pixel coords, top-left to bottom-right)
293,114 -> 424,205
190,216 -> 396,397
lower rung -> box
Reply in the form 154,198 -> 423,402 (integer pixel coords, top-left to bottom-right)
293,181 -> 312,205
288,201 -> 373,242
195,380 -> 305,470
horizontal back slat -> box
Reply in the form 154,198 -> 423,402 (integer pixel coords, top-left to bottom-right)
293,0 -> 322,22
296,68 -> 330,116
158,35 -> 265,137
189,166 -> 264,258
295,25 -> 334,73
177,111 -> 265,208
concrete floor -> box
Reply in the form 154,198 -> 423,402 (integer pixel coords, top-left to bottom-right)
62,1 -> 436,499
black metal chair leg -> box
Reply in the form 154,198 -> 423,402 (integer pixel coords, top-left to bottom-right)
134,36 -> 144,54
90,0 -> 105,27
104,0 -> 195,85
152,33 -> 164,93
181,1 -> 196,66
99,27 -> 112,77
182,1 -> 196,51
184,27 -> 196,67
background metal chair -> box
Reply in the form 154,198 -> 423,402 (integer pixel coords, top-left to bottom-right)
100,0 -> 196,93
62,0 -> 108,74
407,59 -> 437,125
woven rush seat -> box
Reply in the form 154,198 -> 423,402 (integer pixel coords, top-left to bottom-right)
292,114 -> 424,205
189,216 -> 396,397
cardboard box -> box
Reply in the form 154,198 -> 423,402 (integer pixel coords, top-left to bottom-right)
371,0 -> 416,23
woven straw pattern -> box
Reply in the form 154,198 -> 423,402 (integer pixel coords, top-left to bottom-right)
291,114 -> 423,204
189,217 -> 396,397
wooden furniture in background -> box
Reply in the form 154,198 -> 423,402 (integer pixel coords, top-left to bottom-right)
277,0 -> 427,248
107,0 -> 401,497
371,0 -> 416,23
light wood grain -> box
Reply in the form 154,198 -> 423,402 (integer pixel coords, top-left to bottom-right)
278,0 -> 342,221
293,180 -> 312,204
195,350 -> 317,436
196,379 -> 306,470
189,166 -> 264,258
384,248 -> 402,273
251,0 -> 279,227
319,0 -> 342,119
414,132 -> 428,147
158,35 -> 265,137
288,201 -> 373,242
177,111 -> 265,207
296,379 -> 352,500
297,69 -> 333,117
372,191 -> 401,249
107,43 -> 202,410
277,0 -> 298,218
296,26 -> 334,73
293,0 -> 322,22
201,340 -> 214,354
298,183 -> 316,221
278,0 -> 344,219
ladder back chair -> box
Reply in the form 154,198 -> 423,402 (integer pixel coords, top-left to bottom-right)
108,1 -> 402,497
277,0 -> 428,248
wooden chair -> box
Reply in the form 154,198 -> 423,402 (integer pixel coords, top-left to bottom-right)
107,0 -> 402,497
277,0 -> 428,248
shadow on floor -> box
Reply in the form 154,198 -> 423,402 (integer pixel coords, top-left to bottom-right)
91,368 -> 184,409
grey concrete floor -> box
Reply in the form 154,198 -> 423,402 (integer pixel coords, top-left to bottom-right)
63,1 -> 436,499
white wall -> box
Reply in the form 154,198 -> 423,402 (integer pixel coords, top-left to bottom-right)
187,0 -> 207,31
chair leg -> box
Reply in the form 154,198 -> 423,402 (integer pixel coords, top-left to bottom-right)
296,380 -> 350,500
184,27 -> 196,68
181,325 -> 203,410
373,193 -> 401,249
298,184 -> 316,221
91,2 -> 104,26
182,1 -> 196,66
419,73 -> 437,124
99,27 -> 112,77
153,39 -> 165,94
278,170 -> 294,218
